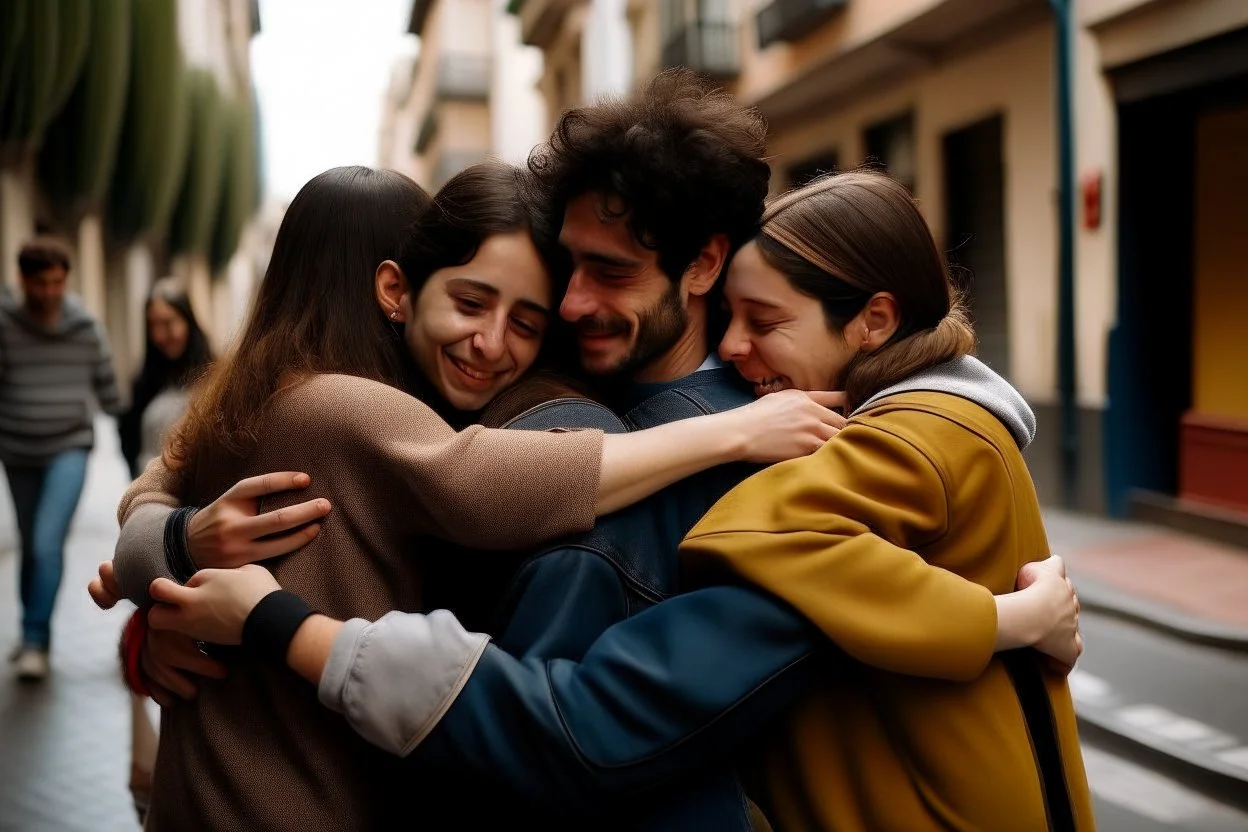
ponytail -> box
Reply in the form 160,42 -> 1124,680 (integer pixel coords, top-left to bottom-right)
841,299 -> 976,411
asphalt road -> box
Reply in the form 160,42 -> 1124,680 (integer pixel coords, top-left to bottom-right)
1073,609 -> 1248,830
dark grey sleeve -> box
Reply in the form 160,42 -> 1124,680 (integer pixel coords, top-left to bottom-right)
91,321 -> 124,415
113,503 -> 179,606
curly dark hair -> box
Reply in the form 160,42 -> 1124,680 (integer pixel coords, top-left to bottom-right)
529,68 -> 771,282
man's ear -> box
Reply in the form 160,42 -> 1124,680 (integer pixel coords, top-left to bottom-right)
859,292 -> 901,352
375,260 -> 409,322
683,234 -> 730,298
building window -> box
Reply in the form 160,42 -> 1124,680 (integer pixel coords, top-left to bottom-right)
436,54 -> 492,101
863,111 -> 916,192
756,0 -> 847,50
660,0 -> 739,80
786,149 -> 839,188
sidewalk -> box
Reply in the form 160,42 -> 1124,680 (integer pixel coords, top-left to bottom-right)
0,420 -> 140,832
1045,508 -> 1248,648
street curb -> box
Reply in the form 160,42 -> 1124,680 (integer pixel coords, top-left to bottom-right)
1076,707 -> 1248,814
1074,576 -> 1248,653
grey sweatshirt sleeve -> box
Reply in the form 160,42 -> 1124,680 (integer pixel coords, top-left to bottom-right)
91,321 -> 124,416
318,610 -> 489,757
113,502 -> 179,606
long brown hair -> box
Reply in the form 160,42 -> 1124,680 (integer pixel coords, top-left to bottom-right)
165,166 -> 431,476
757,170 -> 975,410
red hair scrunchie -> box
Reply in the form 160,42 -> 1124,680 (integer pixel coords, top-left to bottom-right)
121,608 -> 152,698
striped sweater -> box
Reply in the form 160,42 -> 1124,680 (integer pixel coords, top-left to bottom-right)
0,295 -> 123,465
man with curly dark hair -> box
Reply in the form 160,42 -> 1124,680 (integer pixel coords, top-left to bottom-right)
532,68 -> 771,381
392,69 -> 782,829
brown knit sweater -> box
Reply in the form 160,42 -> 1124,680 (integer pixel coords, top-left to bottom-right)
116,373 -> 603,832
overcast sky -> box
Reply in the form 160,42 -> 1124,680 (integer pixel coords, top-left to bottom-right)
251,0 -> 418,202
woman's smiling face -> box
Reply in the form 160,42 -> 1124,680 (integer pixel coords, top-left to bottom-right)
718,241 -> 860,396
405,230 -> 552,412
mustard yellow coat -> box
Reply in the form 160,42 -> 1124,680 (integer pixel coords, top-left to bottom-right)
681,392 -> 1096,832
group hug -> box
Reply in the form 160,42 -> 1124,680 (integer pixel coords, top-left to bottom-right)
88,68 -> 1095,831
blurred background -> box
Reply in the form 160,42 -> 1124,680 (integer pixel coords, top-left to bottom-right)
1,0 -> 1247,830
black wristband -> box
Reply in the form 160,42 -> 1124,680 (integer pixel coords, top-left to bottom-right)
242,590 -> 315,665
164,506 -> 200,584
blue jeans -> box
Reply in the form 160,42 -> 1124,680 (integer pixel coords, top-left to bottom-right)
5,448 -> 89,648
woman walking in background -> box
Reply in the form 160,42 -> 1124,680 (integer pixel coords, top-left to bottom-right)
118,279 -> 213,478
116,279 -> 213,822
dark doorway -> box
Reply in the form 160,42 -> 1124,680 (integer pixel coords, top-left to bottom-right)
863,111 -> 916,191
943,114 -> 1009,378
786,149 -> 839,188
1107,75 -> 1248,516
1105,94 -> 1197,516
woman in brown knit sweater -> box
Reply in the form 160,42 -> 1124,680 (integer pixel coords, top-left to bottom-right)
100,163 -> 842,832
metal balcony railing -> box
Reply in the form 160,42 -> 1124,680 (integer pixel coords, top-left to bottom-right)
435,54 -> 492,101
755,0 -> 846,49
661,21 -> 739,80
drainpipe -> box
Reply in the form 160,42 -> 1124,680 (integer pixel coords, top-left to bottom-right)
1048,0 -> 1079,507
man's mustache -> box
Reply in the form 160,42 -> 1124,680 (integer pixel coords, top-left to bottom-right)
574,317 -> 630,337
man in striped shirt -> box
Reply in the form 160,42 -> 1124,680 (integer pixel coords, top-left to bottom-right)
1,237 -> 122,681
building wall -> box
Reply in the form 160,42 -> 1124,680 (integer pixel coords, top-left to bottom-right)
397,0 -> 496,190
1083,0 -> 1248,68
628,0 -> 661,84
445,0 -> 495,53
1072,19 -> 1118,410
765,21 -> 1057,401
171,0 -> 262,357
735,0 -> 943,105
492,0 -> 548,164
537,5 -> 590,129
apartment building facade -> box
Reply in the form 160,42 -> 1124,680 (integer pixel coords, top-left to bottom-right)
499,0 -> 1248,522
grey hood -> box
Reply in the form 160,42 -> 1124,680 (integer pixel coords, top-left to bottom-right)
851,355 -> 1037,449
0,293 -> 96,337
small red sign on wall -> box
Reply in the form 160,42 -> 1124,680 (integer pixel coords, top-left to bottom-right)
1081,170 -> 1102,230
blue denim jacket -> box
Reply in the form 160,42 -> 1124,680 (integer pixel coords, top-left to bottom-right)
409,366 -> 773,829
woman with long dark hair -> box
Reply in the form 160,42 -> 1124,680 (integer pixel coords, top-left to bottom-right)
116,279 -> 213,822
118,280 -> 213,478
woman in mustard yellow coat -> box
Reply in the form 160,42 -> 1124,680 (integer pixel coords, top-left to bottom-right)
678,170 -> 1096,831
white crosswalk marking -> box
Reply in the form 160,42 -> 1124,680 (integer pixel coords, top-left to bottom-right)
1069,668 -> 1117,704
1082,746 -> 1248,825
1217,747 -> 1248,772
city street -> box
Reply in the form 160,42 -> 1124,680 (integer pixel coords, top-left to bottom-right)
1,422 -> 1247,830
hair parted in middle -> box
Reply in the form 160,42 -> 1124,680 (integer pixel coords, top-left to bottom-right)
529,68 -> 771,282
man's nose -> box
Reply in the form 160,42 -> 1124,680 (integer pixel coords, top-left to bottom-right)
560,270 -> 597,322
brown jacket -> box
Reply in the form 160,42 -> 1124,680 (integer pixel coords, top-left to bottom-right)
116,374 -> 603,832
682,392 -> 1095,832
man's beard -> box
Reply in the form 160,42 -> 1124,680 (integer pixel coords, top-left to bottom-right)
577,282 -> 687,379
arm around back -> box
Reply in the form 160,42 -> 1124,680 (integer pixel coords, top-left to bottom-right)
681,419 -> 998,682
319,585 -> 823,808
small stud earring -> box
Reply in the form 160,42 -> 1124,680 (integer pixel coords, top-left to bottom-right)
390,311 -> 400,321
